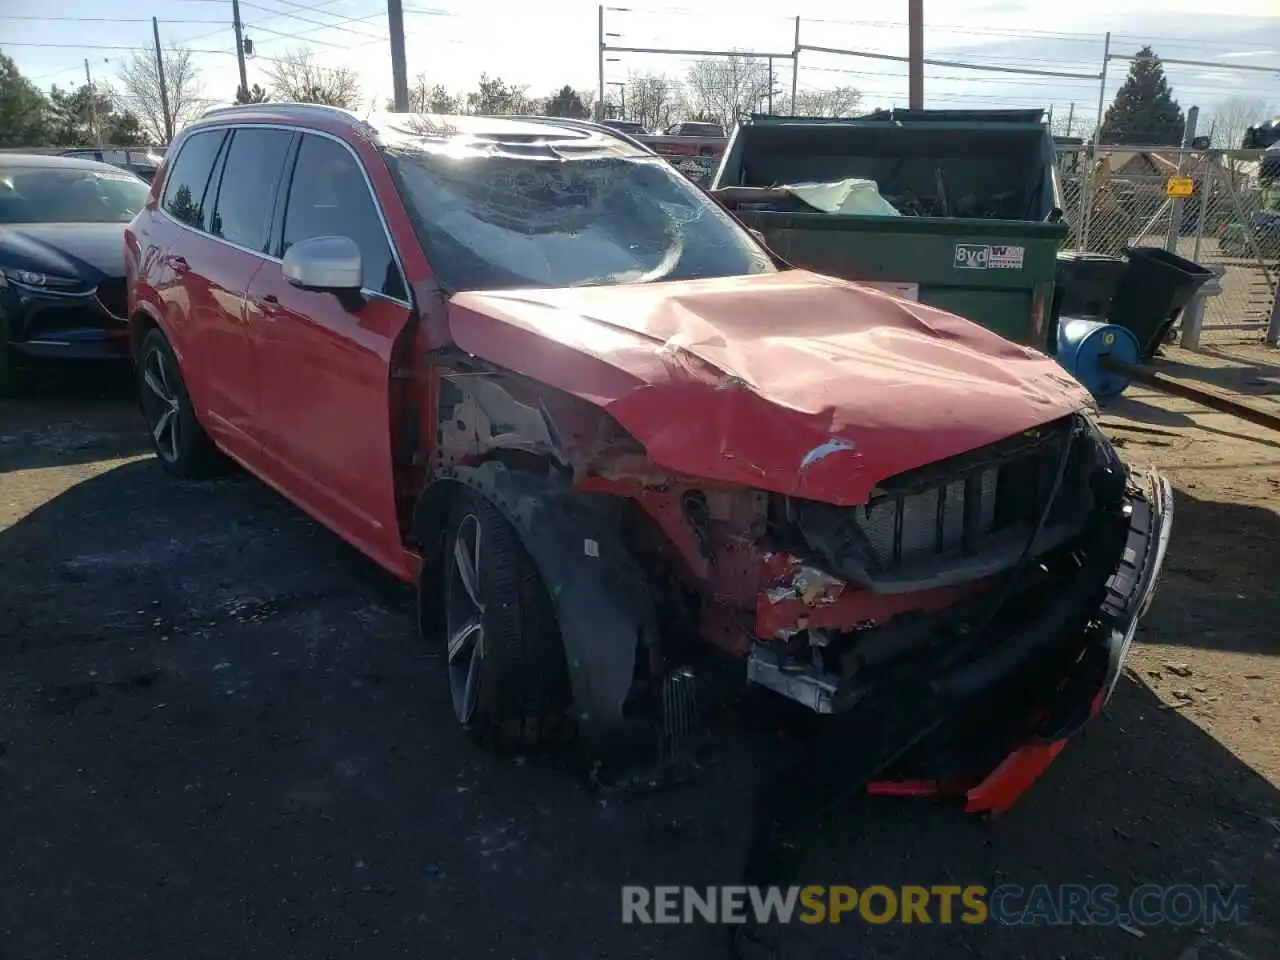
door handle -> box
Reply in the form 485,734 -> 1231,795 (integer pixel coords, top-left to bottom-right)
169,255 -> 189,274
261,294 -> 279,304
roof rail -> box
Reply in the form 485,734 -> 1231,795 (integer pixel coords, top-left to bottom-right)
484,114 -> 657,156
199,101 -> 361,124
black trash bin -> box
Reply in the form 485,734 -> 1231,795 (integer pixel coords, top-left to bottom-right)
1049,252 -> 1128,352
1108,246 -> 1214,359
1053,251 -> 1128,317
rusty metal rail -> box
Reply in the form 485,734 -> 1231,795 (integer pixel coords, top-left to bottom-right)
1100,356 -> 1280,433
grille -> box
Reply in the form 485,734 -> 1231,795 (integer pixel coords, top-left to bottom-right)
94,278 -> 128,320
859,469 -> 999,567
793,417 -> 1091,586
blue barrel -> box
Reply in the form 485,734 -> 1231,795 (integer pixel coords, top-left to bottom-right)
1054,317 -> 1140,400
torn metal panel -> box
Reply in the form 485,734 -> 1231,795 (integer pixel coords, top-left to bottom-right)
447,269 -> 1090,507
424,462 -> 658,744
433,364 -> 643,480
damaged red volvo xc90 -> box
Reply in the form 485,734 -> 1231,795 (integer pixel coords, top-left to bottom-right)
125,105 -> 1171,814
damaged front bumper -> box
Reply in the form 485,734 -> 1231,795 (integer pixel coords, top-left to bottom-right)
746,468 -> 1174,811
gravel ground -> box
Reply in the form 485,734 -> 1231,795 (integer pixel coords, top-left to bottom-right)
0,356 -> 1277,960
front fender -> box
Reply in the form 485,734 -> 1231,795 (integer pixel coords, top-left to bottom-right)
415,462 -> 659,748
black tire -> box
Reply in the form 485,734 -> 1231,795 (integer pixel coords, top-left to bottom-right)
430,487 -> 572,750
0,315 -> 23,397
137,328 -> 224,479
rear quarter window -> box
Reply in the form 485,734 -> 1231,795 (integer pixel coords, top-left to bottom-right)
162,130 -> 227,231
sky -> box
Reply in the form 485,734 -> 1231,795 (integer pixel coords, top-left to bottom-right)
3,0 -> 1280,133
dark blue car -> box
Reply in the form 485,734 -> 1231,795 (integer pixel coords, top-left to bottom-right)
0,153 -> 151,392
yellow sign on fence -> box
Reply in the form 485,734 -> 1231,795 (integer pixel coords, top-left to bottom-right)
1166,176 -> 1195,198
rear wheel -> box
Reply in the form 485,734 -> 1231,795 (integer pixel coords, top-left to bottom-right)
433,488 -> 572,749
0,315 -> 23,397
137,328 -> 223,478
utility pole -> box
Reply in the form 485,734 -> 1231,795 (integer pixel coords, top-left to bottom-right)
790,15 -> 800,115
908,0 -> 923,109
232,0 -> 248,99
388,0 -> 409,111
84,59 -> 102,148
767,57 -> 773,114
597,5 -> 606,121
152,16 -> 173,143
1065,101 -> 1075,137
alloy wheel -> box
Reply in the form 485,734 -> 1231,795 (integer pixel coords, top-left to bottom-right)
141,346 -> 182,463
446,512 -> 486,723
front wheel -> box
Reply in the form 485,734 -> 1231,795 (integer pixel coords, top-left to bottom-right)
137,328 -> 223,478
428,488 -> 573,750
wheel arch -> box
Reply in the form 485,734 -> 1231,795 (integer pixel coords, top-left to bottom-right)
414,462 -> 659,747
129,301 -> 165,362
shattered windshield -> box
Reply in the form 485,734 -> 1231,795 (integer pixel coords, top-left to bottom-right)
384,147 -> 774,291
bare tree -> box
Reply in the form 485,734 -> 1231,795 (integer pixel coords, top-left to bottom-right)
394,76 -> 460,113
684,55 -> 771,131
465,74 -> 530,115
1207,95 -> 1277,181
1209,95 -> 1277,150
624,72 -> 678,133
266,48 -> 362,109
791,86 -> 861,119
117,44 -> 204,144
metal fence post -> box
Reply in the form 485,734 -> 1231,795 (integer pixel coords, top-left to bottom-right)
1269,284 -> 1280,346
1191,151 -> 1211,263
1077,30 -> 1111,253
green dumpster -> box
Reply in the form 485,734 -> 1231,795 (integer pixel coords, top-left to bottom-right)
711,110 -> 1069,347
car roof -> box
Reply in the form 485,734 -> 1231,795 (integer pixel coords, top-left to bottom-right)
189,103 -> 649,157
0,152 -> 137,175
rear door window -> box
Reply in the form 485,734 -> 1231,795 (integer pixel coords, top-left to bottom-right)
279,134 -> 406,300
162,130 -> 226,231
209,127 -> 294,252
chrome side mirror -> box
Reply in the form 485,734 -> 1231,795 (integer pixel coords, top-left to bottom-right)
282,236 -> 363,292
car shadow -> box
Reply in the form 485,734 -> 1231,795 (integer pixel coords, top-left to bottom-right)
0,365 -> 149,474
1167,349 -> 1280,398
0,455 -> 1276,960
757,675 -> 1280,960
1098,394 -> 1196,429
1147,487 -> 1280,657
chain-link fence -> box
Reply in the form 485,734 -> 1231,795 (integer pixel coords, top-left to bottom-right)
1060,146 -> 1279,345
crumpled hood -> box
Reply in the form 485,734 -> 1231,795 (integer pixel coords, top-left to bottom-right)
446,270 -> 1090,505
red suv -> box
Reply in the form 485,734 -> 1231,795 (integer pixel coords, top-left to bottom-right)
126,105 -> 1171,813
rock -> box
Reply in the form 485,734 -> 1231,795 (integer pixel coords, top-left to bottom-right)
1193,685 -> 1208,693
1163,661 -> 1193,678
1172,689 -> 1193,701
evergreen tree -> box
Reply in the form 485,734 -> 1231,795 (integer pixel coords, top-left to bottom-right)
1098,47 -> 1185,146
545,85 -> 590,119
235,83 -> 270,104
0,54 -> 52,147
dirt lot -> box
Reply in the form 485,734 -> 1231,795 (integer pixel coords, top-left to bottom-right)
1,348 -> 1277,960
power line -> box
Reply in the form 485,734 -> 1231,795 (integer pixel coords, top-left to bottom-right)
0,15 -> 229,24
240,0 -> 387,41
245,21 -> 369,50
